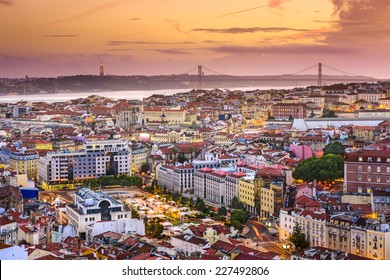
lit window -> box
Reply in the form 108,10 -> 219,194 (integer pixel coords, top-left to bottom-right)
367,175 -> 371,182
358,157 -> 363,162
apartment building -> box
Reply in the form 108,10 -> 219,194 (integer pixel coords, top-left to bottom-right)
38,139 -> 132,190
172,163 -> 195,193
326,216 -> 354,253
295,210 -> 327,248
10,150 -> 39,180
344,145 -> 390,193
194,168 -> 228,205
271,103 -> 306,120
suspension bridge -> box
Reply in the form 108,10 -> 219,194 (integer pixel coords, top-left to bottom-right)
176,63 -> 376,90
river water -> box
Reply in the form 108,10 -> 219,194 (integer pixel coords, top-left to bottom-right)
0,86 -> 298,103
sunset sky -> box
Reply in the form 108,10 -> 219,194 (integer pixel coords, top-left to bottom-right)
1,0 -> 389,78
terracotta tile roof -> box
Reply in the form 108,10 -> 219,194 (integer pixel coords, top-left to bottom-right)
210,240 -> 236,254
0,216 -> 16,226
299,210 -> 327,221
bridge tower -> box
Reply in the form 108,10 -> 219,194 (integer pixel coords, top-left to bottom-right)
318,62 -> 322,87
197,65 -> 203,90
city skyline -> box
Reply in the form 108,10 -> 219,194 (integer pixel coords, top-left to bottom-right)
1,0 -> 390,78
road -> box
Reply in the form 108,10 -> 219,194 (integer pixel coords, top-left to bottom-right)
246,220 -> 290,259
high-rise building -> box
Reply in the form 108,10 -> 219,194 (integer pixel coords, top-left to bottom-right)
38,139 -> 132,190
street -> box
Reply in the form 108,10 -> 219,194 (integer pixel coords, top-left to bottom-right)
246,220 -> 290,259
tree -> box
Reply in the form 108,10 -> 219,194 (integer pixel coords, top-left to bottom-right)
195,197 -> 208,213
292,154 -> 344,183
230,220 -> 244,231
146,217 -> 164,238
217,206 -> 227,216
323,142 -> 345,156
131,208 -> 140,219
140,162 -> 149,173
231,209 -> 248,225
230,209 -> 248,231
172,147 -> 179,162
186,198 -> 193,208
177,154 -> 186,164
231,197 -> 246,210
321,109 -> 338,118
267,111 -> 275,120
288,223 -> 310,250
188,146 -> 195,160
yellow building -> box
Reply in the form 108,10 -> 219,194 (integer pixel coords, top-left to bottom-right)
131,147 -> 150,173
24,139 -> 53,150
143,106 -> 186,125
366,225 -> 390,260
10,150 -> 40,180
353,126 -> 375,141
260,184 -> 283,219
238,176 -> 261,215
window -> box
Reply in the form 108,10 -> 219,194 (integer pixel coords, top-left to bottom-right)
358,175 -> 362,181
377,158 -> 382,162
377,166 -> 381,173
387,167 -> 390,173
358,165 -> 362,171
367,166 -> 371,172
367,175 -> 371,182
377,176 -> 381,183
358,157 -> 363,162
368,157 -> 373,162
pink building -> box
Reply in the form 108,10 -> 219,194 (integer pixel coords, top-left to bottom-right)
289,143 -> 313,160
296,184 -> 316,200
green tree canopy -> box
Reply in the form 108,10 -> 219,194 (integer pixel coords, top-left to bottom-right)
146,217 -> 164,238
231,196 -> 246,210
217,206 -> 227,216
323,141 -> 345,156
321,109 -> 338,118
231,209 -> 248,225
288,223 -> 310,250
292,154 -> 344,183
177,154 -> 186,164
140,162 -> 149,173
195,197 -> 208,213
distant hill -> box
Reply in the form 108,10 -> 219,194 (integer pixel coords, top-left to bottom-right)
0,74 -> 377,94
